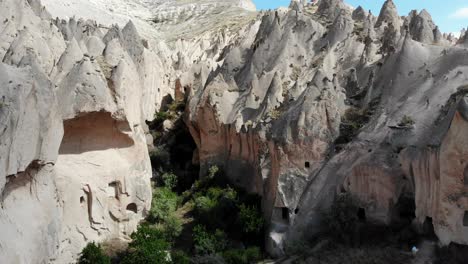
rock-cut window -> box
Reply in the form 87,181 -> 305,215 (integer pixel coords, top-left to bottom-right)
126,203 -> 138,214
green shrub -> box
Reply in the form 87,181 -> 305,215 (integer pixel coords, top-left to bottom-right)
121,225 -> 171,264
154,111 -> 173,123
168,101 -> 186,112
193,225 -> 228,255
171,250 -> 191,264
336,107 -> 371,145
222,247 -> 261,264
194,187 -> 238,229
78,242 -> 110,264
208,165 -> 220,179
191,254 -> 226,264
162,172 -> 178,190
148,187 -> 179,223
162,214 -> 183,241
398,115 -> 415,127
238,204 -> 264,235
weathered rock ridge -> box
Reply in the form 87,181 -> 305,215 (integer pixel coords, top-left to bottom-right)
2,0 -> 468,262
0,0 -> 167,262
182,0 -> 468,256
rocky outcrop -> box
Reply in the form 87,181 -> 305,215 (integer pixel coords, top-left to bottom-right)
4,0 -> 468,262
407,9 -> 436,44
0,0 -> 166,262
375,0 -> 401,29
183,0 -> 468,257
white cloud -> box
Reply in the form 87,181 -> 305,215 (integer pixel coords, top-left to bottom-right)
451,7 -> 468,19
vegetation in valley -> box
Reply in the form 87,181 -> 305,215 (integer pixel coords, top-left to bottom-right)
78,242 -> 111,264
79,164 -> 265,264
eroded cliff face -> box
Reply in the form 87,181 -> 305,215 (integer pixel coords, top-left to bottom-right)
183,0 -> 468,256
0,0 -> 167,262
3,0 -> 468,262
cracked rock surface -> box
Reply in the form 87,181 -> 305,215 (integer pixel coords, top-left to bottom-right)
2,0 -> 468,262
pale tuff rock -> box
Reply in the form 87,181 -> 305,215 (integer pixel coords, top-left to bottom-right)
3,0 -> 468,262
184,0 -> 468,257
289,0 -> 307,12
407,9 -> 437,44
0,0 -> 159,262
351,6 -> 368,22
375,0 -> 401,29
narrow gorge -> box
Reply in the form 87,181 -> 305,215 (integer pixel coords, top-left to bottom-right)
1,0 -> 468,263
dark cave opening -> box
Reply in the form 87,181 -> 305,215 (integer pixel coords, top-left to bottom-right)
394,194 -> 416,225
357,207 -> 366,222
423,216 -> 436,238
126,203 -> 138,214
281,207 -> 289,222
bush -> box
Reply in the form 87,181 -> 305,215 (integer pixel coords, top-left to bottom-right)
193,225 -> 228,255
162,172 -> 178,190
148,187 -> 179,223
171,250 -> 191,264
191,254 -> 226,264
238,204 -> 264,235
78,242 -> 110,264
398,115 -> 415,127
154,111 -> 173,123
162,214 -> 183,241
168,101 -> 186,112
121,225 -> 171,264
194,187 -> 238,229
208,165 -> 220,179
222,247 -> 261,264
336,107 -> 371,145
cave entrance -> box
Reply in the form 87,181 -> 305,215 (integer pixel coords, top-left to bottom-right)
126,203 -> 138,214
423,217 -> 436,238
463,212 -> 468,227
357,207 -> 366,222
393,194 -> 416,226
282,207 -> 289,221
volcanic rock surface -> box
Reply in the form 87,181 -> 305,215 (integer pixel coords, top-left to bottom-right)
2,0 -> 468,262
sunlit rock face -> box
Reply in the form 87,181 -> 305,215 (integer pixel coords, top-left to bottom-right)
0,0 -> 162,262
184,0 -> 468,257
3,0 -> 468,262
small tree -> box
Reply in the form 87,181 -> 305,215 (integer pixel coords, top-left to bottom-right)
121,225 -> 171,264
78,242 -> 110,264
238,204 -> 264,235
398,115 -> 415,127
193,225 -> 227,255
148,187 -> 178,223
162,172 -> 178,190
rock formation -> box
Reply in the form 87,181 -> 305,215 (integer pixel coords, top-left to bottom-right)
0,0 -> 166,262
2,0 -> 468,262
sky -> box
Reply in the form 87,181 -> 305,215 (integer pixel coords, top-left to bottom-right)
252,0 -> 468,34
